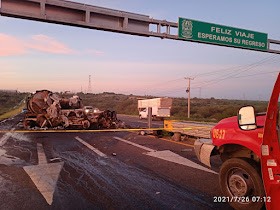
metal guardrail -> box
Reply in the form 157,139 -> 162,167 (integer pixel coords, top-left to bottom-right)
164,120 -> 215,139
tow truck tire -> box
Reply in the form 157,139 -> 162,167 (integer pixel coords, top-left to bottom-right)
219,158 -> 265,210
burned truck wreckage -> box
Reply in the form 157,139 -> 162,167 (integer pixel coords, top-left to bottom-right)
24,90 -> 124,130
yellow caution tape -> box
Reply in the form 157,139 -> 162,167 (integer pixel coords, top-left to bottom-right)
0,127 -> 211,133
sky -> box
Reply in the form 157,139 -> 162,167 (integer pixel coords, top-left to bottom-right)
0,0 -> 280,100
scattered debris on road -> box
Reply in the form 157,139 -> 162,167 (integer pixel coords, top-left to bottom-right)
181,149 -> 193,152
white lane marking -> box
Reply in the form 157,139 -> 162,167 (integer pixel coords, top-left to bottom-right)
113,136 -> 155,152
0,113 -> 21,124
0,128 -> 15,146
145,150 -> 218,175
75,136 -> 106,157
24,143 -> 64,205
37,143 -> 47,164
113,136 -> 217,175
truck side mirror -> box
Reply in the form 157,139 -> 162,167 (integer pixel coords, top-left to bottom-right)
238,106 -> 257,130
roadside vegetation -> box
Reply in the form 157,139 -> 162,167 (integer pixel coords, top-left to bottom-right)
171,97 -> 267,122
62,92 -> 268,123
0,91 -> 28,120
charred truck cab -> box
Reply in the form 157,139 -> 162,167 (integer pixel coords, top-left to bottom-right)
195,73 -> 280,209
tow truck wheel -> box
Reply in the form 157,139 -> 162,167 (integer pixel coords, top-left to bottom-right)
219,158 -> 265,210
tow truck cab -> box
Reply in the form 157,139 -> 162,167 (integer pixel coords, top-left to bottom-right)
194,73 -> 280,210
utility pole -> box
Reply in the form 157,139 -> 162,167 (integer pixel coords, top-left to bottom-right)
185,77 -> 194,118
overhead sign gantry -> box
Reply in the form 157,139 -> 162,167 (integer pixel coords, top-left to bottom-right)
0,0 -> 280,54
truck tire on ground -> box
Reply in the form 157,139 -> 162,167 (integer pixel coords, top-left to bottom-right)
23,119 -> 35,129
219,158 -> 265,210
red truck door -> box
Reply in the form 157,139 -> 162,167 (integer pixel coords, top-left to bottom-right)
262,73 -> 280,209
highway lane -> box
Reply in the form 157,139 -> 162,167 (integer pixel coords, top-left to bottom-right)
118,115 -> 215,130
118,115 -> 164,128
0,114 -> 231,209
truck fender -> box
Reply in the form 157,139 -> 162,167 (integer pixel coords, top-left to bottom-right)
194,138 -> 215,167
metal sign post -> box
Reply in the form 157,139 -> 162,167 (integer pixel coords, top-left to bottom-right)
147,107 -> 152,129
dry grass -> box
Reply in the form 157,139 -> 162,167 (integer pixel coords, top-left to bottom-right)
0,104 -> 25,121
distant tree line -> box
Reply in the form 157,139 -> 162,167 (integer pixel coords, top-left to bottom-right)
70,93 -> 268,122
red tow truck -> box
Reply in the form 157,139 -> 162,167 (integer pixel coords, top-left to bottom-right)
195,73 -> 280,209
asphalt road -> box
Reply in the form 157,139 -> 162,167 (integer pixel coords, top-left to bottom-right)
118,115 -> 164,129
0,113 -> 232,209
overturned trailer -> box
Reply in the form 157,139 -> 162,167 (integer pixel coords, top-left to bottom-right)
24,90 -> 123,129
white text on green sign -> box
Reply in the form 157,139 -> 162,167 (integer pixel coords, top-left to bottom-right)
178,18 -> 268,51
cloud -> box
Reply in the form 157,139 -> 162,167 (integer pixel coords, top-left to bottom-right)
0,34 -> 27,56
0,33 -> 75,56
87,49 -> 105,55
27,34 -> 76,54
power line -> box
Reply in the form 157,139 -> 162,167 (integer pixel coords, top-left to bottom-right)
142,77 -> 184,90
143,55 -> 279,96
151,70 -> 279,96
194,70 -> 280,88
192,55 -> 279,79
144,55 -> 280,97
191,56 -> 279,87
213,70 -> 279,80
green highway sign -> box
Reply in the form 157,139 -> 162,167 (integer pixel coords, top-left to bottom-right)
178,17 -> 268,51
